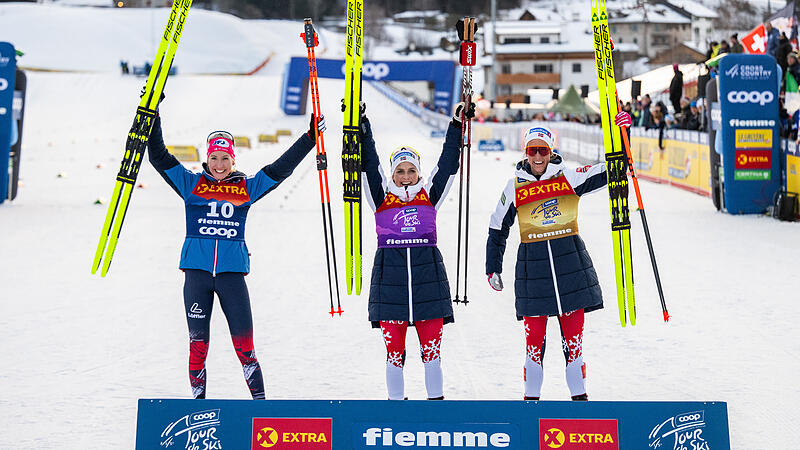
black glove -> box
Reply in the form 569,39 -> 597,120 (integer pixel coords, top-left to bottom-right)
451,101 -> 476,127
340,99 -> 367,118
307,113 -> 326,138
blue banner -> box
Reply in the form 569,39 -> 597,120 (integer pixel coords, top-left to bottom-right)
136,399 -> 730,449
0,42 -> 17,203
717,54 -> 781,213
281,58 -> 457,116
479,139 -> 505,151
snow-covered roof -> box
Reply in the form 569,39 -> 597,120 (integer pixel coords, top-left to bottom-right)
607,3 -> 692,24
393,10 -> 442,20
666,0 -> 718,19
485,21 -> 564,38
495,32 -> 594,55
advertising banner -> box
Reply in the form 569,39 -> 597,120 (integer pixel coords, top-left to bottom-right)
717,54 -> 781,213
136,399 -> 730,449
281,57 -> 456,116
0,42 -> 17,203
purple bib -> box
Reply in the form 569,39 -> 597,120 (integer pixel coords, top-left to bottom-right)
375,190 -> 437,248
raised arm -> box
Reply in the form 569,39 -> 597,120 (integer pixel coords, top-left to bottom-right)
564,163 -> 607,196
360,117 -> 388,211
147,116 -> 196,198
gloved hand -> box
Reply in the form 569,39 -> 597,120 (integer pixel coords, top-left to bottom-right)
307,114 -> 326,138
614,111 -> 631,128
488,273 -> 503,291
452,101 -> 476,123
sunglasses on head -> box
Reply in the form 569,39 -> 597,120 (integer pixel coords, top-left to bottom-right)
207,130 -> 234,143
525,146 -> 551,157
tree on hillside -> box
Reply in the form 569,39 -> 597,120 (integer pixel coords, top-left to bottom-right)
713,0 -> 760,32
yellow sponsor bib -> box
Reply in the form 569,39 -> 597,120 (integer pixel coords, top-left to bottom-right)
515,174 -> 580,243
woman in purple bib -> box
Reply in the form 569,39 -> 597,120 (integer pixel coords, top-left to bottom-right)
360,102 -> 473,400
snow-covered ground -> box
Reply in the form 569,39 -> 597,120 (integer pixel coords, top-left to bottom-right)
1,4 -> 799,449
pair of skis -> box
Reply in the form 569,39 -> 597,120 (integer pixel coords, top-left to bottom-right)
452,17 -> 478,306
301,19 -> 343,316
92,0 -> 192,277
342,0 -> 364,296
591,0 -> 669,325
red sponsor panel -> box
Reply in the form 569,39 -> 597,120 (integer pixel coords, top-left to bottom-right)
252,418 -> 332,450
741,25 -> 766,54
460,42 -> 477,66
515,177 -> 576,207
539,419 -> 619,449
192,178 -> 251,205
734,150 -> 772,169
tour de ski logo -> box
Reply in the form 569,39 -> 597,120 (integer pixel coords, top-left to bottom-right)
160,409 -> 222,449
393,207 -> 421,232
251,418 -> 332,450
648,411 -> 710,450
531,199 -> 561,225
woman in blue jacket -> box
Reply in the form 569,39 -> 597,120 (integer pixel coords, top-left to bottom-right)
360,103 -> 472,400
485,124 -> 611,401
147,114 -> 323,399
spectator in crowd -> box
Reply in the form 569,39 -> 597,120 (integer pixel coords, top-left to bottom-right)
718,40 -> 730,54
706,41 -> 718,60
766,22 -> 780,58
787,52 -> 800,86
778,32 -> 793,80
730,34 -> 744,53
669,64 -> 683,113
637,95 -> 652,127
648,107 -> 666,149
676,97 -> 691,126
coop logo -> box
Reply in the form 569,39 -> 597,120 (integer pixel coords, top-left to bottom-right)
648,411 -> 711,450
539,419 -> 619,449
726,90 -> 774,106
358,424 -> 517,448
251,418 -> 331,450
199,226 -> 238,239
341,62 -> 390,80
160,409 -> 222,449
0,79 -> 7,91
724,64 -> 772,80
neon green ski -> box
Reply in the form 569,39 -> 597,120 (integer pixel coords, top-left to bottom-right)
92,0 -> 193,277
592,0 -> 635,325
342,0 -> 363,295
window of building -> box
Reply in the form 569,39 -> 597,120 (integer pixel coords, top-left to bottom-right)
572,63 -> 581,73
633,37 -> 638,44
534,63 -> 554,73
611,25 -> 617,33
540,36 -> 550,44
505,37 -> 532,44
654,24 -> 660,31
632,24 -> 638,31
501,63 -> 511,74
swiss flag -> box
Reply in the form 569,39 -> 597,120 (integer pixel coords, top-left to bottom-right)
741,24 -> 767,54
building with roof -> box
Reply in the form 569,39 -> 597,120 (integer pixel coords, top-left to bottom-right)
484,9 -> 636,103
607,2 -> 692,58
662,0 -> 718,49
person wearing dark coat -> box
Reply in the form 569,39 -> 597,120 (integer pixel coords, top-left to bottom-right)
485,117 -> 630,401
766,22 -> 780,58
669,64 -> 683,113
361,101 -> 472,400
787,52 -> 800,86
730,34 -> 744,53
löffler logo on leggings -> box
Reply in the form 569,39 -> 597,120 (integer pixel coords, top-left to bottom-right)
538,419 -> 618,449
252,418 -> 332,450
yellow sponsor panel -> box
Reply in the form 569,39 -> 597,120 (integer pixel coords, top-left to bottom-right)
735,129 -> 772,148
166,145 -> 200,162
259,134 -> 278,143
787,154 -> 800,195
276,129 -> 292,137
629,136 -> 710,196
234,136 -> 251,148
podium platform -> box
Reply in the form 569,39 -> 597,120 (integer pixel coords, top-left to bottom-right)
136,399 -> 729,449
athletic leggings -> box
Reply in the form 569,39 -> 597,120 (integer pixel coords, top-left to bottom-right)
523,309 -> 586,398
380,319 -> 444,400
183,269 -> 265,399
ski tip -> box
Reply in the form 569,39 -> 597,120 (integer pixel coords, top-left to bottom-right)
663,311 -> 671,322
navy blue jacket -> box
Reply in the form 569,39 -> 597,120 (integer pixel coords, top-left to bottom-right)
361,118 -> 461,327
486,158 -> 607,318
148,116 -> 314,274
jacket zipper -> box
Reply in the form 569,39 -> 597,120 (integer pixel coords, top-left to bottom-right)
406,247 -> 414,323
212,239 -> 219,277
546,240 -> 564,315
